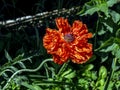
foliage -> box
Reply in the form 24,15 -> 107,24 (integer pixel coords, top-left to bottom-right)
0,0 -> 120,90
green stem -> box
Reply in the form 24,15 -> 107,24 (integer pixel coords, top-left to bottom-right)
104,58 -> 117,90
94,16 -> 99,49
2,58 -> 53,90
57,61 -> 69,76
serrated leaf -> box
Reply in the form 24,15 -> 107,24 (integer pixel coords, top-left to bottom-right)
5,50 -> 12,61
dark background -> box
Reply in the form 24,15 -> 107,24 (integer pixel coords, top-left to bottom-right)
0,0 -> 88,20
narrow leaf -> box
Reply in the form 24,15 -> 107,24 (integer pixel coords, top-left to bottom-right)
5,50 -> 12,61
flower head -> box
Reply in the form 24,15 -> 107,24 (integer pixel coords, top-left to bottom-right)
43,17 -> 93,64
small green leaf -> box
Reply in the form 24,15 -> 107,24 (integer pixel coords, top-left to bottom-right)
64,70 -> 76,79
99,66 -> 107,79
18,62 -> 26,69
5,50 -> 12,61
61,69 -> 72,77
98,27 -> 106,35
84,64 -> 94,71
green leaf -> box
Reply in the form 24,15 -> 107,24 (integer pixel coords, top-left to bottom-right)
107,0 -> 118,7
13,53 -> 24,61
5,50 -> 12,61
99,66 -> 107,79
105,43 -> 117,52
78,0 -> 109,16
103,22 -> 113,33
64,70 -> 76,79
110,10 -> 120,23
61,69 -> 72,77
9,66 -> 18,72
101,54 -> 108,63
18,62 -> 26,69
33,85 -> 42,90
82,6 -> 99,15
95,37 -> 114,51
98,26 -> 106,35
84,64 -> 94,71
21,82 -> 36,90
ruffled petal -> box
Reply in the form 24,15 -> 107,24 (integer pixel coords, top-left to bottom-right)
70,43 -> 92,64
53,54 -> 69,64
43,17 -> 93,65
71,20 -> 92,46
43,28 -> 61,53
55,17 -> 71,34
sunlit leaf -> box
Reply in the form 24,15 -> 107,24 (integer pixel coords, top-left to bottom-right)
110,10 -> 120,23
107,0 -> 118,7
78,0 -> 109,16
64,70 -> 76,79
98,66 -> 107,79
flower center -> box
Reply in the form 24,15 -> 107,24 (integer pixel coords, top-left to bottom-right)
64,34 -> 74,42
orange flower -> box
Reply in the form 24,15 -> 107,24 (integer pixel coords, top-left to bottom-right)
43,17 -> 93,64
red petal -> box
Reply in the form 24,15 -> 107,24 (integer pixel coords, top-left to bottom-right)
55,17 -> 71,34
70,43 -> 93,64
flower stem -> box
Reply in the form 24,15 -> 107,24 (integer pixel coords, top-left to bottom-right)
2,58 -> 53,90
104,58 -> 117,90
